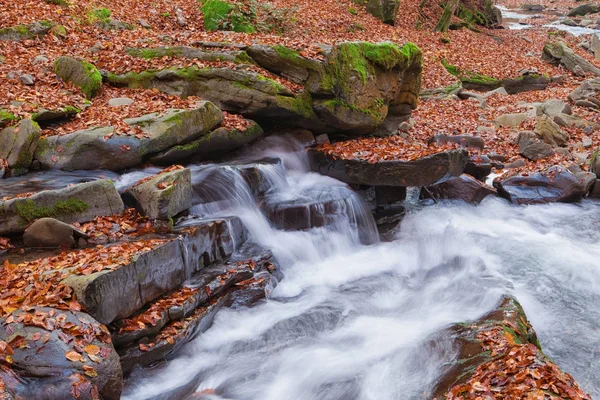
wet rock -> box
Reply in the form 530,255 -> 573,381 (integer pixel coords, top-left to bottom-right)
518,131 -> 554,161
35,103 -> 223,171
307,148 -> 468,187
124,167 -> 192,220
53,57 -> 102,99
62,217 -> 246,325
23,217 -> 88,248
568,3 -> 600,16
542,41 -> 600,77
464,155 -> 496,181
0,119 -> 41,176
494,112 -> 528,128
433,296 -> 590,399
315,133 -> 330,145
421,174 -> 496,204
576,171 -> 596,194
0,307 -> 122,400
149,119 -> 263,165
493,166 -> 585,205
535,115 -> 568,147
0,179 -> 124,235
427,134 -> 484,151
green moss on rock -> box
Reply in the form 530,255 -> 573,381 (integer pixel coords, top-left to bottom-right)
15,198 -> 89,222
53,57 -> 103,99
200,0 -> 256,33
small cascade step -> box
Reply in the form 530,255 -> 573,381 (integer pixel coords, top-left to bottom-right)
191,158 -> 285,209
62,217 -> 246,325
113,243 -> 279,374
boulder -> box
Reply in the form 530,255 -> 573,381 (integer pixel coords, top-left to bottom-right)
576,171 -> 596,194
360,0 -> 401,25
0,119 -> 41,175
32,106 -> 80,123
427,134 -> 484,151
0,21 -> 53,41
493,166 -> 585,205
567,3 -> 600,16
34,103 -> 223,171
464,155 -> 495,181
106,42 -> 423,136
23,218 -> 88,248
502,74 -> 550,94
522,4 -> 544,10
149,119 -> 264,165
517,131 -> 554,161
542,41 -> 600,77
62,217 -> 246,325
494,112 -> 528,128
0,179 -> 124,235
421,174 -> 497,204
534,115 -> 569,147
0,307 -> 122,400
307,148 -> 468,187
126,46 -> 252,64
568,78 -> 600,102
540,99 -> 571,117
433,296 -> 590,398
124,167 -> 192,220
53,57 -> 102,99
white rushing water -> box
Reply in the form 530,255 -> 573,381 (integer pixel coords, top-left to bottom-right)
123,140 -> 600,399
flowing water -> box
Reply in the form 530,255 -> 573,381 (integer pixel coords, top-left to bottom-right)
113,140 -> 600,399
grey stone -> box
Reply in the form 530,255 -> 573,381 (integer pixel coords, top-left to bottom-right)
494,113 -> 528,128
543,41 -> 600,77
34,103 -> 223,171
124,167 -> 192,219
138,18 -> 152,29
568,78 -> 600,102
582,136 -> 593,148
108,97 -> 134,107
518,131 -> 554,161
23,217 -> 88,248
0,179 -> 124,235
0,119 -> 41,175
19,74 -> 35,85
575,99 -> 599,109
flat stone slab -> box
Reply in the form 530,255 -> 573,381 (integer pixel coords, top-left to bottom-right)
63,217 -> 246,325
0,179 -> 124,235
307,148 -> 468,187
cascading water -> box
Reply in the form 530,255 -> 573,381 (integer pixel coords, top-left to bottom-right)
116,139 -> 600,399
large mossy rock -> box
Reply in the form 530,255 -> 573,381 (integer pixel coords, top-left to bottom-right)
53,57 -> 103,99
0,307 -> 122,400
493,166 -> 586,205
0,119 -> 41,176
34,103 -> 223,171
433,296 -> 591,398
543,41 -> 600,77
106,41 -> 423,136
0,21 -> 53,41
567,3 -> 600,16
0,179 -> 124,235
123,167 -> 192,220
307,148 -> 468,187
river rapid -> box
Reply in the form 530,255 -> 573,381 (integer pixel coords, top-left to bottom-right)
116,140 -> 600,399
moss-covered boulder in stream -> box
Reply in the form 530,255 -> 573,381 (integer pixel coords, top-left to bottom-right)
432,296 -> 591,398
53,56 -> 103,99
106,41 -> 423,136
34,102 -> 223,171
